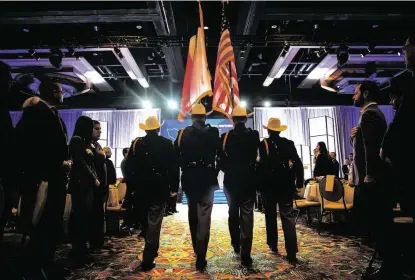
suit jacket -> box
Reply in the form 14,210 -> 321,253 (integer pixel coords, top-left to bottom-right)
127,133 -> 179,199
350,103 -> 387,186
15,97 -> 68,190
217,123 -> 260,194
105,158 -> 117,185
382,70 -> 415,180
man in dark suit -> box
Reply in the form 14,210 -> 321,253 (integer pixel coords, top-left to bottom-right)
0,62 -> 15,241
258,118 -> 304,263
15,79 -> 71,278
329,152 -> 340,177
350,81 -> 393,278
174,103 -> 220,271
381,35 -> 415,219
127,116 -> 179,271
217,105 -> 260,266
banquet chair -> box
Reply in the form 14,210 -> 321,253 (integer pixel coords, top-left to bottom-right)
293,184 -> 321,224
106,183 -> 128,233
317,176 -> 354,234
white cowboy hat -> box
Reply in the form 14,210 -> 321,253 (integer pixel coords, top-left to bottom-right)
262,117 -> 288,132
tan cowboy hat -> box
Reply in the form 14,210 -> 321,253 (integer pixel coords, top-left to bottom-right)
191,103 -> 206,115
231,105 -> 254,117
262,117 -> 288,132
139,116 -> 163,130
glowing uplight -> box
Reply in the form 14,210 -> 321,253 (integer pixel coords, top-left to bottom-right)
142,100 -> 152,109
167,100 -> 177,109
264,101 -> 271,107
240,100 -> 248,108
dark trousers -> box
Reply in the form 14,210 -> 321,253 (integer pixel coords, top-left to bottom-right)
223,187 -> 255,260
70,188 -> 93,259
142,200 -> 165,263
167,195 -> 177,213
263,194 -> 298,257
90,192 -> 105,248
186,188 -> 215,261
254,192 -> 264,211
28,180 -> 67,268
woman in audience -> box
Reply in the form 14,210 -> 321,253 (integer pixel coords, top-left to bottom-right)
313,142 -> 334,180
68,116 -> 100,266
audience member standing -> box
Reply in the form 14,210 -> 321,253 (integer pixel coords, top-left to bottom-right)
217,105 -> 260,267
174,104 -> 220,271
329,152 -> 340,177
68,116 -> 98,266
15,79 -> 71,278
313,142 -> 333,179
103,146 -> 117,203
126,116 -> 179,271
350,81 -> 391,278
0,62 -> 15,241
90,120 -> 107,249
342,158 -> 351,180
258,118 -> 304,263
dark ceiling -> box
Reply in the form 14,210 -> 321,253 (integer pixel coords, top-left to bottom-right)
1,1 -> 414,116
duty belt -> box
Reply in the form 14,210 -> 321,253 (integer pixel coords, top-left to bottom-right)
186,160 -> 214,169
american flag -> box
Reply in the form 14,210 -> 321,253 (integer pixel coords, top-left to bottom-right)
212,2 -> 240,119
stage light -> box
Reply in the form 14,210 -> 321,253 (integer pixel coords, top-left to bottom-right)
49,49 -> 63,70
142,100 -> 152,109
240,100 -> 248,108
264,101 -> 271,107
136,25 -> 142,30
167,100 -> 177,109
337,43 -> 349,67
204,26 -> 209,30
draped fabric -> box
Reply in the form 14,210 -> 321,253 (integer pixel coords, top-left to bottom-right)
254,105 -> 395,169
82,109 -> 161,148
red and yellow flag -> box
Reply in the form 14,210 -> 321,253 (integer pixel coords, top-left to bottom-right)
212,5 -> 240,120
178,2 -> 212,121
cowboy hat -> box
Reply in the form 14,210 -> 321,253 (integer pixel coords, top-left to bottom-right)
231,105 -> 254,117
262,117 -> 287,132
191,103 -> 206,115
139,116 -> 163,131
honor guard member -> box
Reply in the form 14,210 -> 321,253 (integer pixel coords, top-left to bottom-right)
174,103 -> 220,271
217,105 -> 260,267
258,118 -> 304,263
127,116 -> 179,271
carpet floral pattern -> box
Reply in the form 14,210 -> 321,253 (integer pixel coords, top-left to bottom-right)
57,204 -> 374,280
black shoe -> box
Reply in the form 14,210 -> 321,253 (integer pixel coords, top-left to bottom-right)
241,257 -> 253,267
233,245 -> 240,254
142,261 -> 156,271
269,245 -> 278,253
286,255 -> 297,264
196,259 -> 207,271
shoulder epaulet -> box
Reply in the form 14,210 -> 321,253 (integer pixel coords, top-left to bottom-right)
132,137 -> 142,155
178,127 -> 187,148
263,139 -> 269,156
222,130 -> 231,155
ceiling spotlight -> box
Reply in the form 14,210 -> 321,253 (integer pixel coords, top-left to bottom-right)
314,24 -> 318,30
23,28 -> 29,33
398,51 -> 401,56
114,47 -> 124,59
204,26 -> 209,30
136,25 -> 142,30
336,43 -> 349,67
240,100 -> 248,108
372,24 -> 379,29
167,100 -> 177,109
264,101 -> 271,107
142,100 -> 152,109
49,49 -> 63,70
271,25 -> 278,29
93,25 -> 99,32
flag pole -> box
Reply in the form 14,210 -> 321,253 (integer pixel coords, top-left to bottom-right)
228,61 -> 234,109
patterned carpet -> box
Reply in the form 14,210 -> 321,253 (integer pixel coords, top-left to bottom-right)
57,204 -> 375,280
